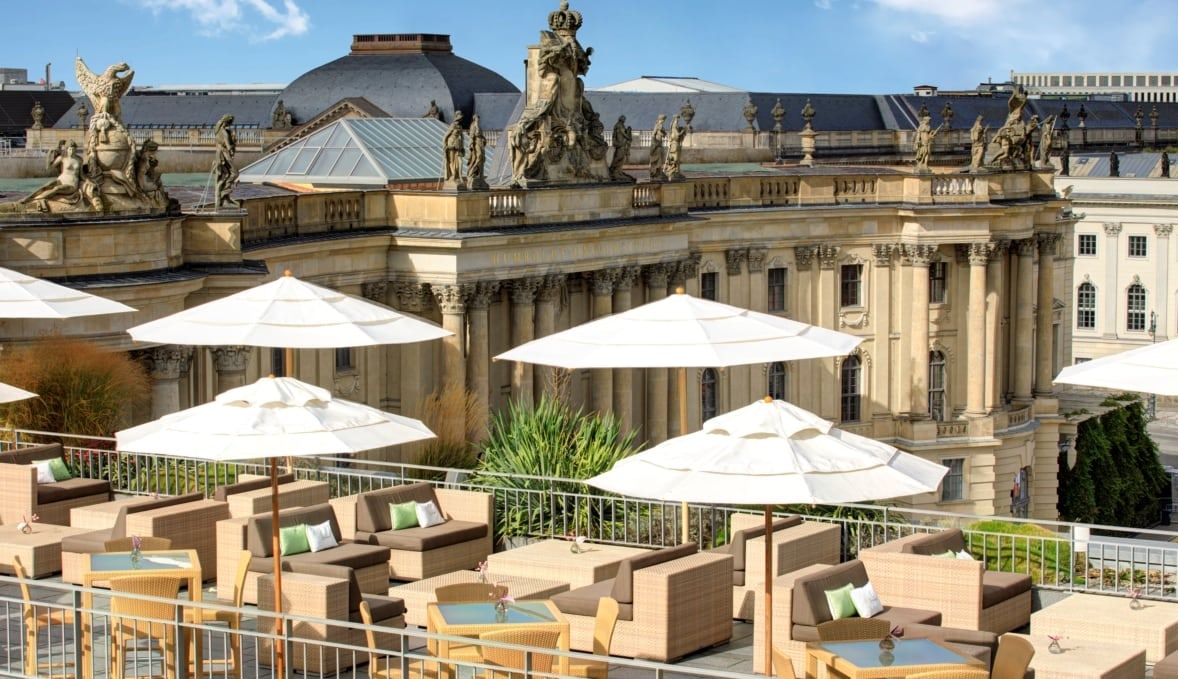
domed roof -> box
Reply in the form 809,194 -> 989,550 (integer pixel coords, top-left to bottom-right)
277,34 -> 519,127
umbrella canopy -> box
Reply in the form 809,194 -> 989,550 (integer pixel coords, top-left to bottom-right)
0,382 -> 37,403
0,266 -> 136,318
1054,338 -> 1178,395
126,270 -> 451,348
115,375 -> 435,458
495,290 -> 861,368
587,397 -> 947,676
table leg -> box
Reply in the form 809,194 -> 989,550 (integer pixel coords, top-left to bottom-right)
558,627 -> 570,675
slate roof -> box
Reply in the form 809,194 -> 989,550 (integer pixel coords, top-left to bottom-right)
51,93 -> 277,129
1066,152 -> 1164,178
0,90 -> 77,137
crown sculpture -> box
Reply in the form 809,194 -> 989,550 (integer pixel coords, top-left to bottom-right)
507,1 -> 615,187
0,57 -> 177,216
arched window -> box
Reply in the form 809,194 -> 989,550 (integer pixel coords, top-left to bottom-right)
1127,283 -> 1147,331
701,368 -> 718,422
1076,282 -> 1096,329
768,362 -> 786,400
929,351 -> 946,421
840,355 -> 861,423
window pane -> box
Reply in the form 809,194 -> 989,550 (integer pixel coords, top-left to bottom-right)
767,267 -> 787,312
1127,284 -> 1147,331
929,351 -> 946,421
701,368 -> 717,421
840,264 -> 862,307
700,272 -> 717,301
1077,283 -> 1096,329
1129,235 -> 1148,258
840,355 -> 861,422
768,362 -> 786,400
929,262 -> 947,304
1078,234 -> 1096,256
941,458 -> 964,501
271,347 -> 286,377
335,347 -> 354,371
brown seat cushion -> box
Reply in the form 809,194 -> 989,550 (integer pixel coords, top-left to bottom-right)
791,606 -> 941,642
355,483 -> 441,533
247,504 -> 340,557
365,519 -> 487,551
981,570 -> 1032,608
0,442 -> 64,465
251,541 -> 391,579
792,559 -> 871,627
355,594 -> 406,624
213,473 -> 295,501
903,529 -> 967,556
36,477 -> 111,505
1155,650 -> 1178,679
610,542 -> 697,604
552,579 -> 633,620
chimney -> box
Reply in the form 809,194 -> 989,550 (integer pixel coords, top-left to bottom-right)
44,63 -> 50,91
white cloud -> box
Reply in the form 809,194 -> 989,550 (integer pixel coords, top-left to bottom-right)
910,31 -> 931,43
870,0 -> 1012,25
814,0 -> 833,9
131,0 -> 308,41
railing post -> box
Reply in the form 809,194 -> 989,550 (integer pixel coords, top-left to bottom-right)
283,616 -> 294,679
175,602 -> 189,678
71,588 -> 84,676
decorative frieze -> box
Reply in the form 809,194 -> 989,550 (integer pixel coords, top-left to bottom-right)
394,281 -> 429,312
361,280 -> 387,303
817,244 -> 840,269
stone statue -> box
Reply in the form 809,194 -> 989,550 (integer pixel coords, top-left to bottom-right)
76,102 -> 88,130
987,84 -> 1030,169
912,114 -> 943,173
608,115 -> 633,181
1109,150 -> 1120,177
30,101 -> 44,130
800,98 -> 816,131
742,97 -> 758,131
969,115 -> 989,172
423,99 -> 443,121
1035,114 -> 1056,168
19,140 -> 101,212
1163,152 -> 1171,178
134,139 -> 170,206
665,114 -> 687,181
75,57 -> 134,120
680,99 -> 695,131
465,113 -> 488,190
648,113 -> 667,181
214,114 -> 240,208
272,99 -> 291,130
443,110 -> 465,187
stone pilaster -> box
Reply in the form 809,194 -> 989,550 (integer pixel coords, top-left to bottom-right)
747,247 -> 768,274
588,269 -> 618,415
1102,223 -> 1122,337
612,266 -> 640,433
534,273 -> 566,398
903,244 -> 936,418
432,283 -> 469,392
1156,224 -> 1173,340
1034,234 -> 1059,396
508,277 -> 542,407
966,242 -> 993,416
1013,239 -> 1036,401
394,281 -> 429,413
643,264 -> 670,444
211,345 -> 250,394
465,281 -> 500,417
871,244 -> 895,414
985,241 -> 1009,411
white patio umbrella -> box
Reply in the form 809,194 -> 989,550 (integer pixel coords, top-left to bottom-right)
1054,338 -> 1178,395
587,397 -> 948,675
495,289 -> 863,540
0,382 -> 37,403
0,266 -> 136,318
116,375 -> 436,677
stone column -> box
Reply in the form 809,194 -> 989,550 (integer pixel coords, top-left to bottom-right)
588,269 -> 617,415
816,245 -> 841,417
394,281 -> 430,413
904,244 -> 936,418
361,281 -> 388,405
433,284 -> 468,393
1156,224 -> 1173,340
870,244 -> 895,414
533,274 -> 565,398
508,278 -> 541,407
747,247 -> 768,310
1035,234 -> 1059,396
966,242 -> 992,417
794,246 -> 817,413
612,266 -> 640,433
643,263 -> 670,444
1102,223 -> 1122,337
985,241 -> 1009,411
1013,239 -> 1036,401
211,345 -> 250,394
142,345 -> 191,419
465,281 -> 499,415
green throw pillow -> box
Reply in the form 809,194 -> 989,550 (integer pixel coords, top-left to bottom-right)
279,523 -> 310,556
933,549 -> 957,558
48,457 -> 71,481
390,501 -> 419,530
824,582 -> 856,620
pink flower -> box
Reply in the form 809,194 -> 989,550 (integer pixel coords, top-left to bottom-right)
476,560 -> 488,574
1128,588 -> 1142,600
1048,635 -> 1061,643
575,536 -> 587,546
890,626 -> 904,638
131,535 -> 142,551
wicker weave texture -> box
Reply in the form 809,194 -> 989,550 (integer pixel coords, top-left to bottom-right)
1007,632 -> 1146,679
391,570 -> 569,627
225,480 -> 330,518
751,563 -> 832,675
735,521 -> 842,620
1031,593 -> 1178,663
123,499 -> 229,582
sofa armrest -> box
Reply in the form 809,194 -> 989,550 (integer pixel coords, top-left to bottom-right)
0,462 -> 38,525
746,521 -> 842,579
630,551 -> 733,661
860,548 -> 985,629
435,487 -> 492,525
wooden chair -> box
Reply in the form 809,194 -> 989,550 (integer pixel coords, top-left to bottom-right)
435,582 -> 500,603
568,597 -> 619,679
14,555 -> 75,677
360,600 -> 437,679
477,628 -> 561,679
816,617 -> 892,641
109,574 -> 185,679
184,550 -> 250,679
772,646 -> 798,679
992,633 -> 1035,679
104,536 -> 173,552
907,669 -> 991,679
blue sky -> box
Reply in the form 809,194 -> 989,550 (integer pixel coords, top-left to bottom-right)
5,0 -> 1177,94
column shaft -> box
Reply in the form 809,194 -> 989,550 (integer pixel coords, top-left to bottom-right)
985,243 -> 1007,411
509,278 -> 540,407
1013,240 -> 1036,401
966,244 -> 990,416
1035,235 -> 1058,396
589,270 -> 616,415
644,265 -> 670,444
905,245 -> 935,417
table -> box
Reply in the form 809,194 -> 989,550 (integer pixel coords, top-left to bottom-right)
1009,633 -> 1146,679
0,523 -> 89,577
805,638 -> 984,679
1031,592 -> 1178,662
485,539 -> 649,588
426,600 -> 570,675
391,569 -> 570,627
81,549 -> 203,679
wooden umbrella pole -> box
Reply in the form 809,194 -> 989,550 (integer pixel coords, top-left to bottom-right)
764,505 -> 774,677
678,367 -> 690,544
284,347 -> 295,473
271,458 -> 285,677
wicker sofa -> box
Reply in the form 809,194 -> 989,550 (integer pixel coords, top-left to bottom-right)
351,482 -> 493,581
60,492 -> 229,584
0,443 -> 111,526
551,542 -> 733,663
859,529 -> 1032,633
213,473 -> 331,518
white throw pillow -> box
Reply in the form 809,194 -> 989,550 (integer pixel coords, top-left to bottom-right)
850,581 -> 884,618
956,549 -> 974,561
32,460 -> 56,484
306,520 -> 339,553
415,500 -> 446,528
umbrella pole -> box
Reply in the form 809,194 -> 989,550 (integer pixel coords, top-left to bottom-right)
271,458 -> 286,677
284,347 -> 295,473
679,367 -> 690,544
764,505 -> 774,677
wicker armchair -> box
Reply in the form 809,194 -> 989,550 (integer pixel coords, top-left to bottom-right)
15,555 -> 75,677
991,634 -> 1035,679
477,628 -> 561,679
183,550 -> 250,679
907,670 -> 991,679
109,575 -> 185,679
772,646 -> 797,679
435,582 -> 500,603
360,601 -> 438,679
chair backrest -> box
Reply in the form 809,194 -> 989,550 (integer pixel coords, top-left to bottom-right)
231,550 -> 252,607
478,628 -> 560,676
592,597 -> 620,656
12,556 -> 34,622
435,582 -> 499,603
907,669 -> 991,679
359,601 -> 387,678
816,617 -> 892,641
109,575 -> 184,638
104,536 -> 172,552
772,646 -> 797,679
992,634 -> 1035,679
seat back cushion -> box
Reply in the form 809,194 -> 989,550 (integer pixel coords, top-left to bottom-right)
903,529 -> 967,556
213,473 -> 296,501
792,559 -> 870,627
35,477 -> 110,505
0,442 -> 64,466
355,482 -> 440,533
729,516 -> 802,571
610,542 -> 697,604
248,504 -> 339,558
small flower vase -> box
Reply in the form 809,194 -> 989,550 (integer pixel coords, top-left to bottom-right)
1130,597 -> 1144,610
570,542 -> 583,554
1048,640 -> 1062,654
494,600 -> 508,622
878,636 -> 896,652
130,548 -> 142,569
16,521 -> 31,534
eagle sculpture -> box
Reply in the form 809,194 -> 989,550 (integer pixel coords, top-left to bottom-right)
75,57 -> 134,121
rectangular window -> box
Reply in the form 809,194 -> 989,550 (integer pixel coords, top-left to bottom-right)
928,262 -> 947,304
1049,75 -> 1060,87
1078,234 -> 1097,256
1062,76 -> 1072,87
840,264 -> 862,308
700,272 -> 718,301
1137,75 -> 1147,87
767,267 -> 787,312
1128,235 -> 1148,258
941,458 -> 965,501
1165,75 -> 1173,86
1087,75 -> 1097,86
1099,75 -> 1108,87
1150,75 -> 1159,87
335,347 -> 354,372
1077,284 -> 1096,329
1127,286 -> 1147,331
1112,75 -> 1121,87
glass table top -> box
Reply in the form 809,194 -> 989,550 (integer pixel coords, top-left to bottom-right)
819,638 -> 973,669
436,601 -> 558,625
89,551 -> 193,572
